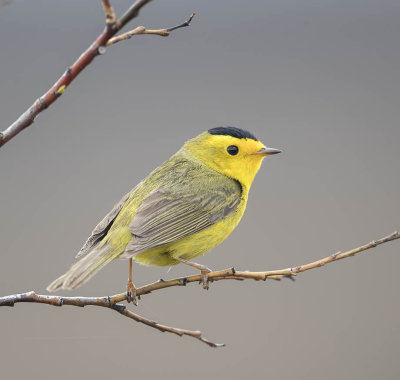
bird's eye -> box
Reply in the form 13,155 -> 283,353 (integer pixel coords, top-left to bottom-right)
227,145 -> 239,156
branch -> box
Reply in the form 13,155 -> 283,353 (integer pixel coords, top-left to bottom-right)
101,0 -> 117,26
132,231 -> 400,291
116,0 -> 154,30
0,291 -> 222,348
1,231 -> 398,347
106,13 -> 195,46
0,2 -> 194,148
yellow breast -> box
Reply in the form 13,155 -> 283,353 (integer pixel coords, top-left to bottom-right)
134,193 -> 248,266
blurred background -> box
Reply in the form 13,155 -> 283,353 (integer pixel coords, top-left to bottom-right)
1,0 -> 399,379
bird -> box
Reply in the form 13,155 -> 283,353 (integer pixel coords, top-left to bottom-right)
47,126 -> 281,303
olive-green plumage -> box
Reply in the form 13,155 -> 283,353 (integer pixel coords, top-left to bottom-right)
47,127 -> 280,292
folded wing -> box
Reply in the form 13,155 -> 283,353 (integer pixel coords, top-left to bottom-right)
121,172 -> 242,258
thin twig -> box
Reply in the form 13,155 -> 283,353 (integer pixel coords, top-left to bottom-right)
167,12 -> 195,32
101,0 -> 117,26
0,2 -> 194,148
135,231 -> 400,292
107,26 -> 169,45
0,291 -> 222,347
116,0 -> 154,30
1,231 -> 398,346
107,13 -> 195,47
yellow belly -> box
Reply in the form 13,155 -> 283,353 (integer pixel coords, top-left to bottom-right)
133,199 -> 247,267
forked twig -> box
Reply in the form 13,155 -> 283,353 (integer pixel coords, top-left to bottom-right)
107,13 -> 195,45
0,291 -> 222,347
0,1 -> 195,148
1,231 -> 398,347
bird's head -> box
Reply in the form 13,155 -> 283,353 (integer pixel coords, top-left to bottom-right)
184,126 -> 281,189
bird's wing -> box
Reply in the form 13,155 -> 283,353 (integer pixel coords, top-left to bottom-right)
121,172 -> 242,257
76,189 -> 134,258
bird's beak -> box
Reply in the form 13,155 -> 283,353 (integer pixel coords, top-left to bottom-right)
251,147 -> 282,156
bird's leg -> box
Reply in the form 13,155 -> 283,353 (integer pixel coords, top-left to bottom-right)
177,257 -> 212,290
126,258 -> 138,305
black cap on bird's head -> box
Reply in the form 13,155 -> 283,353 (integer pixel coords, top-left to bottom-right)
207,126 -> 281,157
186,125 -> 281,187
208,126 -> 258,141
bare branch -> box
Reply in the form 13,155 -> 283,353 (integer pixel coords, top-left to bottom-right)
135,231 -> 400,292
107,26 -> 169,45
101,0 -> 117,26
107,13 -> 195,46
167,12 -> 195,32
116,0 -> 154,30
0,2 -> 194,148
1,231 -> 398,346
0,291 -> 222,347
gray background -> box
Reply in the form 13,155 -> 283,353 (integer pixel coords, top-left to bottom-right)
1,0 -> 399,379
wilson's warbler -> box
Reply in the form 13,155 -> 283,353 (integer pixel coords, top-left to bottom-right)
47,126 -> 280,302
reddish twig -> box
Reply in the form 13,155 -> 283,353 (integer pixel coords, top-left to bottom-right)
1,231 -> 398,347
0,1 -> 194,148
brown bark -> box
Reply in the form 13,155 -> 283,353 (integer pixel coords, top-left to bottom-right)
1,231 -> 398,347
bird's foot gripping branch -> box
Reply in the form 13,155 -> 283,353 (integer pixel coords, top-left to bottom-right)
1,232 -> 399,347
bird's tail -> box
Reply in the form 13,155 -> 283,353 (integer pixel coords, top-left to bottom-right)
46,244 -> 117,292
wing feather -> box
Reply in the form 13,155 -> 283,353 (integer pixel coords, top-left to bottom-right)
76,189 -> 134,258
121,170 -> 242,258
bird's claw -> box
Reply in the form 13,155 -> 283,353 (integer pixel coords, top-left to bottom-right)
126,280 -> 138,305
200,267 -> 212,290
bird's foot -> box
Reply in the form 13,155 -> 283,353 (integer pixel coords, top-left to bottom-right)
200,266 -> 212,290
126,280 -> 138,305
175,257 -> 212,289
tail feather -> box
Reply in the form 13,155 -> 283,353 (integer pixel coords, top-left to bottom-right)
47,244 -> 116,292
46,273 -> 68,292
